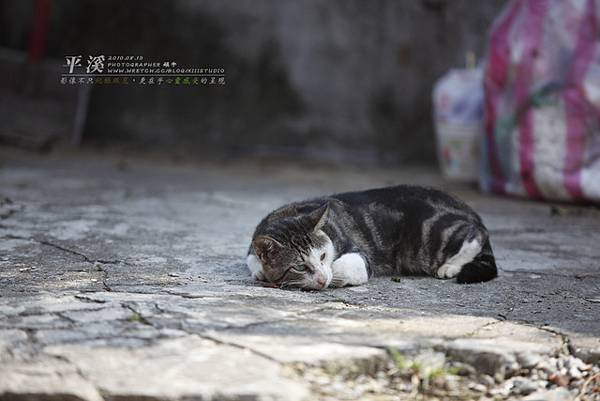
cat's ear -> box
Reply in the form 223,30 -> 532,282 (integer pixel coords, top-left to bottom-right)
307,203 -> 329,232
252,236 -> 281,262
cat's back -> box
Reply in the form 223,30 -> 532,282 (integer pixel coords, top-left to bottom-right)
331,185 -> 467,210
256,185 -> 479,235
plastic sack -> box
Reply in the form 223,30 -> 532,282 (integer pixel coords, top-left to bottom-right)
482,0 -> 600,202
433,67 -> 484,182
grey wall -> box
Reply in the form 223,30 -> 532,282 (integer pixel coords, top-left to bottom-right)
0,0 -> 507,164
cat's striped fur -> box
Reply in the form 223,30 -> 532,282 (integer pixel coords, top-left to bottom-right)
247,185 -> 497,290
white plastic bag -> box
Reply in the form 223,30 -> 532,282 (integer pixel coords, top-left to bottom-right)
433,67 -> 484,182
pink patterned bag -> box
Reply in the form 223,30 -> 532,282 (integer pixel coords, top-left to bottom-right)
481,0 -> 600,202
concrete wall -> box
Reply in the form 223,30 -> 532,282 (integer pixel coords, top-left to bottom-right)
0,0 -> 507,164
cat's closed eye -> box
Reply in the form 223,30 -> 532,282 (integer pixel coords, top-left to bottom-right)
320,252 -> 326,261
294,265 -> 310,272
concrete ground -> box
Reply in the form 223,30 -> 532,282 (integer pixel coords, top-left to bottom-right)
0,149 -> 599,400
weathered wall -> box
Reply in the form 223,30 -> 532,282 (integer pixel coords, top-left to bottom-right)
0,0 -> 507,164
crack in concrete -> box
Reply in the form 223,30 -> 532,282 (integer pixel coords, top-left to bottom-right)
0,234 -> 33,241
465,319 -> 502,337
174,305 -> 373,366
22,328 -> 37,345
97,266 -> 113,292
320,295 -> 365,308
1,234 -> 132,292
217,306 -> 336,332
75,294 -> 108,304
153,302 -> 166,314
0,320 -> 74,332
503,320 -> 573,356
148,299 -> 339,336
465,319 -> 573,356
119,299 -> 348,365
162,290 -> 208,299
534,325 -> 573,356
120,302 -> 153,326
55,312 -> 78,325
38,239 -> 96,263
495,296 -> 518,322
0,198 -> 23,220
0,306 -> 106,319
108,301 -> 286,365
180,324 -> 282,364
42,350 -> 107,400
35,238 -> 123,292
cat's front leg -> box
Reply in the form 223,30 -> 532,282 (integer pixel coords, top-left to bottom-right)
330,253 -> 369,287
246,253 -> 266,281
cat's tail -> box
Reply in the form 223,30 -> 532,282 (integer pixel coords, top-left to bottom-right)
456,238 -> 497,284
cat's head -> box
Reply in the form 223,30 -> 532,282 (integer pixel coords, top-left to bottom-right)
252,204 -> 334,290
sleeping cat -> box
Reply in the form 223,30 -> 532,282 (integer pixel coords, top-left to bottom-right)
246,185 -> 497,290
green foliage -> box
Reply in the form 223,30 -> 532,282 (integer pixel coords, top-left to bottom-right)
387,348 -> 459,391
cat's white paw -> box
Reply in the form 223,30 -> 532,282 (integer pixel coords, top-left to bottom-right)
246,254 -> 265,281
437,238 -> 481,279
330,253 -> 368,287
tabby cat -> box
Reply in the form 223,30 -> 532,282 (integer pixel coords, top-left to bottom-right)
247,185 -> 497,290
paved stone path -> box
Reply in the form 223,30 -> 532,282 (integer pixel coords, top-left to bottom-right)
0,151 -> 598,400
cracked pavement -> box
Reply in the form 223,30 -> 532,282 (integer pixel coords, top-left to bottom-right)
0,149 -> 599,400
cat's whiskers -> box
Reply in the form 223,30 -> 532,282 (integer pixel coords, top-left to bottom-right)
280,279 -> 307,289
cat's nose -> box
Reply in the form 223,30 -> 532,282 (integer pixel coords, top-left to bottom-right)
315,274 -> 326,287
